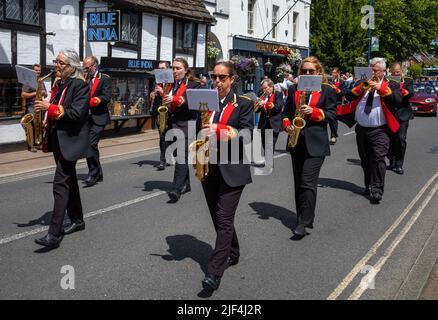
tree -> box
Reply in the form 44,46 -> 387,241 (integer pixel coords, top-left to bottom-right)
408,63 -> 422,78
310,0 -> 438,71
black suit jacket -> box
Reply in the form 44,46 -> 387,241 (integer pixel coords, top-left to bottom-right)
210,90 -> 254,187
88,72 -> 111,126
282,83 -> 337,157
396,77 -> 414,121
256,90 -> 284,132
170,78 -> 200,136
48,78 -> 90,161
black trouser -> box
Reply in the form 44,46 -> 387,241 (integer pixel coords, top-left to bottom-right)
389,120 -> 409,168
159,131 -> 168,164
202,165 -> 244,277
355,124 -> 390,195
328,117 -> 339,138
171,122 -> 190,192
86,121 -> 105,179
48,134 -> 84,237
291,141 -> 325,234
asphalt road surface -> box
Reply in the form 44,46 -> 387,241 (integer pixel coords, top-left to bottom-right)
0,116 -> 437,300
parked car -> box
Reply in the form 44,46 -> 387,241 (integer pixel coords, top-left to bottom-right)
410,83 -> 437,116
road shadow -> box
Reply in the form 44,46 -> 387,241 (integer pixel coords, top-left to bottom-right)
143,180 -> 174,192
346,158 -> 361,166
150,234 -> 212,275
249,202 -> 297,230
14,211 -> 52,228
318,177 -> 364,195
134,159 -> 161,168
77,173 -> 90,181
428,146 -> 438,154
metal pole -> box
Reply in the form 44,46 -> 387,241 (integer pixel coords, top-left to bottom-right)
368,0 -> 374,65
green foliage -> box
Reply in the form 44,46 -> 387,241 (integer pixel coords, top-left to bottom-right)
310,0 -> 438,72
408,63 -> 423,78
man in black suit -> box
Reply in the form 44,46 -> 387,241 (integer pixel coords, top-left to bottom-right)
328,67 -> 347,145
387,62 -> 414,175
82,56 -> 111,187
255,78 -> 283,167
34,49 -> 90,248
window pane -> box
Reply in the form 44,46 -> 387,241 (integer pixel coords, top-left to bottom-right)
23,0 -> 40,25
0,1 -> 4,20
175,21 -> 183,49
183,23 -> 193,48
129,14 -> 138,44
6,0 -> 22,21
121,13 -> 130,41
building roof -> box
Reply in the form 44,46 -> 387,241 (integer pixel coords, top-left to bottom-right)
113,0 -> 216,24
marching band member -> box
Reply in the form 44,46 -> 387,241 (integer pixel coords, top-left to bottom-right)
387,62 -> 414,175
337,57 -> 402,204
328,67 -> 346,144
162,57 -> 200,203
34,49 -> 90,248
255,78 -> 284,166
199,61 -> 254,292
82,56 -> 111,187
282,56 -> 337,240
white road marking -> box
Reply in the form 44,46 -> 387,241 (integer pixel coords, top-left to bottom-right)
0,191 -> 165,246
343,131 -> 355,136
348,180 -> 438,299
327,171 -> 438,300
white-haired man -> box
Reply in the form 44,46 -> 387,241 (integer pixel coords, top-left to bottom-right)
337,57 -> 402,204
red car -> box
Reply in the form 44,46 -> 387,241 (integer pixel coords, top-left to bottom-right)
410,83 -> 437,116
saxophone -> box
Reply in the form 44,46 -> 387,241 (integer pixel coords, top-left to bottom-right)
157,84 -> 170,134
190,103 -> 210,182
21,71 -> 54,151
288,91 -> 307,148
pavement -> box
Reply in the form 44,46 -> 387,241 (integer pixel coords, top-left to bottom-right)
0,121 -> 437,300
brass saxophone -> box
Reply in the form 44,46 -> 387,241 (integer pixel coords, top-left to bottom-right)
288,91 -> 307,148
157,84 -> 170,134
190,103 -> 210,182
21,71 -> 54,151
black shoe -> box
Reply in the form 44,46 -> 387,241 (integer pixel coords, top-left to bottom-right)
83,177 -> 98,188
394,167 -> 404,175
167,190 -> 181,203
362,187 -> 370,196
291,226 -> 307,240
35,234 -> 62,248
157,162 -> 165,171
387,164 -> 394,171
202,274 -> 221,291
227,256 -> 239,267
166,162 -> 171,167
180,184 -> 191,194
63,220 -> 85,235
370,192 -> 382,204
97,173 -> 103,182
305,223 -> 314,229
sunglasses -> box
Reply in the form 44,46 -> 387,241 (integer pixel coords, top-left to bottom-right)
211,74 -> 231,81
302,68 -> 316,75
53,59 -> 70,66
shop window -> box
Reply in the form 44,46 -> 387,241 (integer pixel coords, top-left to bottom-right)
109,76 -> 152,116
272,5 -> 279,39
0,0 -> 40,26
121,12 -> 139,45
0,79 -> 22,118
175,20 -> 195,54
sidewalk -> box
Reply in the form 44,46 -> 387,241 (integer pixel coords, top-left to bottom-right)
0,130 -> 160,178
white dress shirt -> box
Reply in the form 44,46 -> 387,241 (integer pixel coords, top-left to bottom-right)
355,83 -> 387,128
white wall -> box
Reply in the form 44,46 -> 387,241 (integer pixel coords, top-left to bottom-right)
111,47 -> 137,59
0,29 -> 12,64
17,32 -> 40,65
204,3 -> 230,59
83,0 -> 108,62
141,13 -> 158,60
196,24 -> 206,68
160,17 -> 173,62
46,0 -> 80,66
177,54 -> 194,67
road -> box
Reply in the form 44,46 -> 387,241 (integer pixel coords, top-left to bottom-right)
0,116 -> 437,300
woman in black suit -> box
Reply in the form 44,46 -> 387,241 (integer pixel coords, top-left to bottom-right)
282,56 -> 337,240
34,49 -> 90,248
198,61 -> 254,291
162,57 -> 200,203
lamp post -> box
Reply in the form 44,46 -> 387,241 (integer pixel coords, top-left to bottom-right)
264,58 -> 273,74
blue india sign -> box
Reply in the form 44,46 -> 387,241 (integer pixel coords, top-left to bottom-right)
87,11 -> 120,42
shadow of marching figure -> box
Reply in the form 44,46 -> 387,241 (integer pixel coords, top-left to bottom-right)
134,160 -> 161,168
150,234 -> 212,275
143,180 -> 174,192
317,177 -> 364,196
14,211 -> 53,228
249,202 -> 297,230
346,158 -> 362,166
428,146 -> 438,154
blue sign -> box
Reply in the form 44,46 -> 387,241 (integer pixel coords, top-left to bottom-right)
100,57 -> 157,71
87,11 -> 120,42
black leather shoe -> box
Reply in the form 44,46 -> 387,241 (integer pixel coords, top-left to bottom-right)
362,187 -> 370,196
63,220 -> 85,235
291,226 -> 307,240
83,177 -> 98,188
387,164 -> 395,171
305,223 -> 314,229
370,192 -> 382,204
97,173 -> 103,182
180,184 -> 191,194
167,190 -> 181,203
35,234 -> 62,248
202,274 -> 221,291
157,162 -> 165,171
394,167 -> 404,175
228,256 -> 239,267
